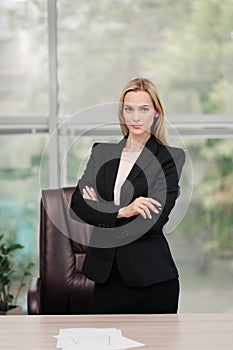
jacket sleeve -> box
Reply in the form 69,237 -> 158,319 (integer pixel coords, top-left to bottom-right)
148,147 -> 186,233
69,143 -> 121,228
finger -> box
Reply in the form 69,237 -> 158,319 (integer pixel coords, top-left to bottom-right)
85,186 -> 96,200
85,185 -> 93,197
146,202 -> 160,214
82,188 -> 92,199
138,208 -> 147,219
139,196 -> 161,208
140,199 -> 160,216
143,206 -> 152,219
90,187 -> 98,200
138,204 -> 151,219
147,197 -> 162,207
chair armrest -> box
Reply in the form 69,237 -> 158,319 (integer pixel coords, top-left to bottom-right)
27,277 -> 42,315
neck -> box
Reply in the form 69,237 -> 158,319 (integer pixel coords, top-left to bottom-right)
125,132 -> 151,151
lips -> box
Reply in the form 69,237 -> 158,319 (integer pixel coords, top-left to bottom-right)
131,125 -> 142,128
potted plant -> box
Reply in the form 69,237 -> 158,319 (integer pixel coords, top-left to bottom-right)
0,234 -> 34,315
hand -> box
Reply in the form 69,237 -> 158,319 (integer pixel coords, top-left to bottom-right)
82,185 -> 98,201
117,196 -> 161,219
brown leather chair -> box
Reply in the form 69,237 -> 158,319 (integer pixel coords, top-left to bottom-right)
27,187 -> 94,314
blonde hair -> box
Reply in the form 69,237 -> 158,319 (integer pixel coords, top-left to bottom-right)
118,78 -> 168,145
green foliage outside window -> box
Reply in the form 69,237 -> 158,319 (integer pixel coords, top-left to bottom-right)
0,233 -> 34,312
179,139 -> 233,256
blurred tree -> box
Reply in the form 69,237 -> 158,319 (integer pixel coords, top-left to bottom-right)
57,0 -> 233,115
179,138 -> 233,258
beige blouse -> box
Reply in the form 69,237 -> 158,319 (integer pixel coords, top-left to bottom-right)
114,150 -> 142,205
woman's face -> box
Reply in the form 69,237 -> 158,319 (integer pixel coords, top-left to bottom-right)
123,91 -> 156,137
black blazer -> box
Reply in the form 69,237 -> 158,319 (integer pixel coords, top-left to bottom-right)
70,133 -> 185,287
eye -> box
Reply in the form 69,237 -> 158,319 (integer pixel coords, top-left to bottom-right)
124,106 -> 133,113
140,107 -> 150,113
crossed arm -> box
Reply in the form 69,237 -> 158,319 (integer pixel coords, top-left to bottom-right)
82,184 -> 161,219
70,143 -> 185,232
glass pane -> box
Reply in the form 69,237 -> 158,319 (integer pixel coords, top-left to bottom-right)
0,0 -> 48,116
60,134 -> 120,187
57,0 -> 233,116
170,138 -> 233,312
0,134 -> 48,311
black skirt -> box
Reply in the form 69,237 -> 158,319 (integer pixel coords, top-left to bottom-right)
92,258 -> 179,314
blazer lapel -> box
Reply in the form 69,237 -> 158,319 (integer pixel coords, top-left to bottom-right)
127,134 -> 158,183
103,135 -> 127,202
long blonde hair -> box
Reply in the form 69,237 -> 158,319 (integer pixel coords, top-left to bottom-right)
118,78 -> 168,145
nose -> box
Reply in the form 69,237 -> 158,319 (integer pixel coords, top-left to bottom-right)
132,108 -> 141,121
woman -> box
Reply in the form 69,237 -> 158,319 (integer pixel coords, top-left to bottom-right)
70,78 -> 185,313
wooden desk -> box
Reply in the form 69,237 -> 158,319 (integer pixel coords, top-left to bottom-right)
0,314 -> 233,350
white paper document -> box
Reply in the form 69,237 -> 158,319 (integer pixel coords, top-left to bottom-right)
54,327 -> 144,350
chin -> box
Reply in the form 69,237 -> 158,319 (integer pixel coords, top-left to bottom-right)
129,128 -> 150,136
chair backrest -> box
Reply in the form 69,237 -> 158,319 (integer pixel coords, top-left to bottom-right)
39,187 -> 94,314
